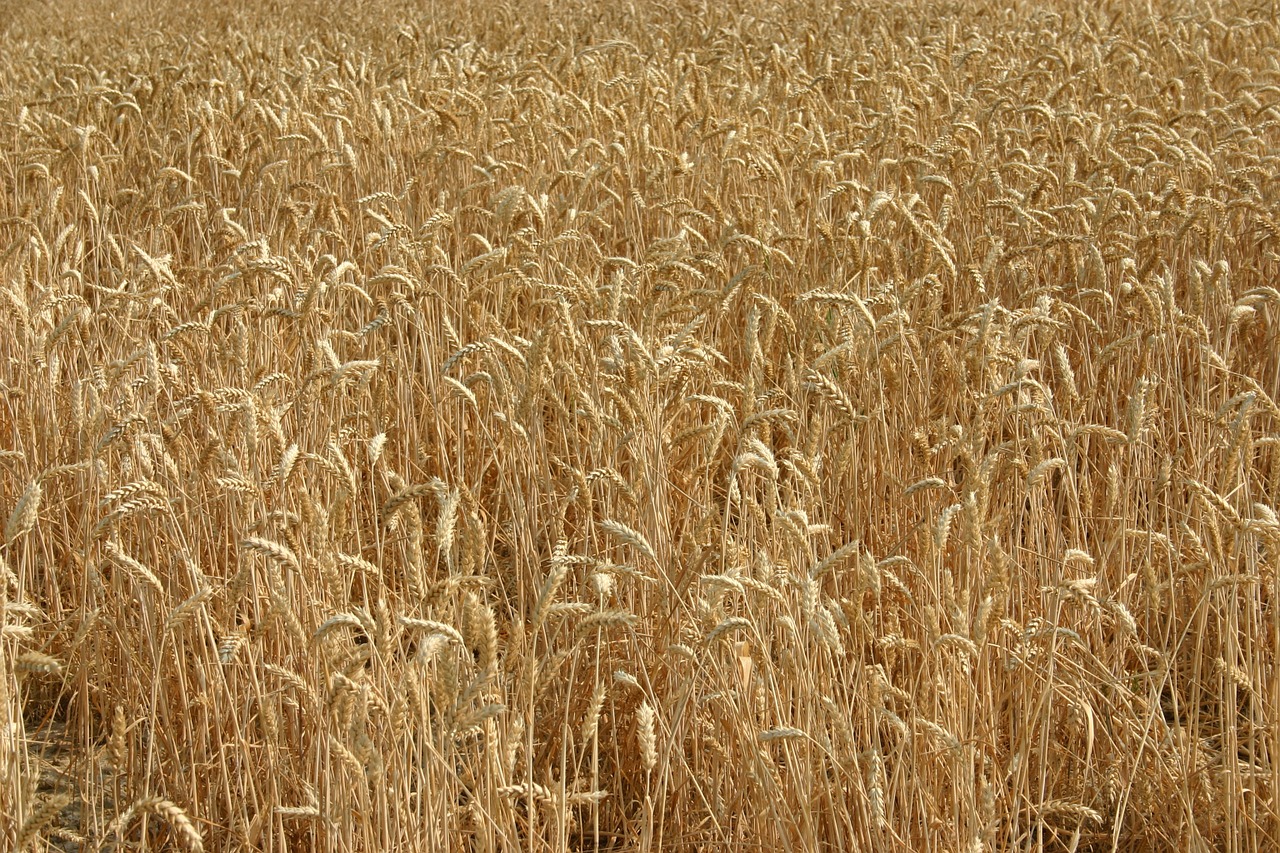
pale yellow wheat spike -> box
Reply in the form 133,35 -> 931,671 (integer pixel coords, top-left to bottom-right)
4,479 -> 41,544
637,701 -> 658,772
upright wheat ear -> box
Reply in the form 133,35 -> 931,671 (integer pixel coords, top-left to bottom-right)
867,749 -> 886,830
108,705 -> 128,771
581,683 -> 607,741
637,702 -> 658,772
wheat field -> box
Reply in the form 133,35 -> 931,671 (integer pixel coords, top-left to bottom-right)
1,0 -> 1278,850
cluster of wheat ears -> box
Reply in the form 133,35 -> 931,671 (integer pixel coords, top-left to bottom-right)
1,0 -> 1278,850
